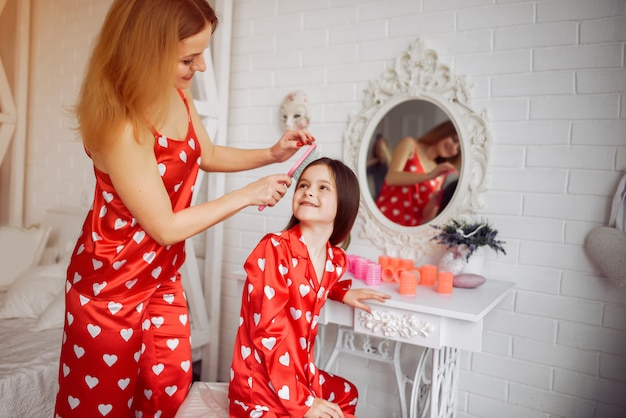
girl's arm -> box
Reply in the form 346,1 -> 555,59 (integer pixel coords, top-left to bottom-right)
184,89 -> 314,172
384,136 -> 454,186
93,123 -> 293,246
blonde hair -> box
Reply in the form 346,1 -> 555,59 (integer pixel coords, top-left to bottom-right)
76,0 -> 218,152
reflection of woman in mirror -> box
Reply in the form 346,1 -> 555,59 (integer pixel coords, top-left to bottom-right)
375,120 -> 460,226
366,133 -> 392,199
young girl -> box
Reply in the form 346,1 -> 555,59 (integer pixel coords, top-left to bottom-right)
375,120 -> 460,226
229,158 -> 390,418
54,1 -> 313,417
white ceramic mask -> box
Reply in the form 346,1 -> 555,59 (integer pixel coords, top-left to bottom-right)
279,90 -> 311,130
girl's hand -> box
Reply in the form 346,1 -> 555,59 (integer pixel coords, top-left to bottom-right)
304,398 -> 345,418
241,174 -> 293,207
270,129 -> 316,163
342,288 -> 391,314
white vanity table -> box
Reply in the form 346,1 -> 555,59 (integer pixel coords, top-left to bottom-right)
318,275 -> 514,418
335,38 -> 501,416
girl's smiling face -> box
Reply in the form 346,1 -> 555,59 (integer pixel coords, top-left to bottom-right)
292,164 -> 338,227
175,24 -> 212,89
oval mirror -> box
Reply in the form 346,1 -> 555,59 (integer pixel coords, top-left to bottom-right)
364,99 -> 459,227
343,39 -> 492,260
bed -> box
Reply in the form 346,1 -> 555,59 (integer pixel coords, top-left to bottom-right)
0,206 -> 81,418
0,206 -> 217,418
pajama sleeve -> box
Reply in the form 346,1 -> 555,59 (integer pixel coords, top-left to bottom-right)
328,279 -> 352,302
245,234 -> 315,417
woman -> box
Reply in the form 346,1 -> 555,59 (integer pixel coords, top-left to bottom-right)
375,120 -> 460,226
230,158 -> 390,417
54,1 -> 313,417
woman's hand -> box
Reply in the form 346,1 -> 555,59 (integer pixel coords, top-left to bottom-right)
342,288 -> 391,314
240,174 -> 293,208
430,162 -> 457,178
270,129 -> 316,163
304,398 -> 345,418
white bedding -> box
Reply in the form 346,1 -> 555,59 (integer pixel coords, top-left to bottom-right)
0,207 -> 81,417
0,313 -> 61,418
174,381 -> 229,418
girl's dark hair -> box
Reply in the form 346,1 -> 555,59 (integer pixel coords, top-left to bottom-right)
284,158 -> 360,246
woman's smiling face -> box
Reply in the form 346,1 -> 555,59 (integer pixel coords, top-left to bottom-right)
175,24 -> 212,89
438,134 -> 460,159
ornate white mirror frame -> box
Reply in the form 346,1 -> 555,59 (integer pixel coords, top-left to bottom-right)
343,38 -> 492,260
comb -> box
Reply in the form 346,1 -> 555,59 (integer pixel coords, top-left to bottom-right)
258,143 -> 320,211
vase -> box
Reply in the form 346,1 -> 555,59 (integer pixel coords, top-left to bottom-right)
438,247 -> 466,275
461,247 -> 485,275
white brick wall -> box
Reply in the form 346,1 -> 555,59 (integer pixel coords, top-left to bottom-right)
22,0 -> 626,417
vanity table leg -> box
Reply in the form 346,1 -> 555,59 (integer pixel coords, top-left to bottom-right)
409,346 -> 459,418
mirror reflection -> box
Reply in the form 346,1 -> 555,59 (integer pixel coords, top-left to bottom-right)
365,100 -> 462,227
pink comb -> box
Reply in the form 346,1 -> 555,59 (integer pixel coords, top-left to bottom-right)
258,143 -> 319,211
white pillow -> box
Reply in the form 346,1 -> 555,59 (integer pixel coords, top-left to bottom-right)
32,290 -> 65,331
0,225 -> 51,290
0,263 -> 66,319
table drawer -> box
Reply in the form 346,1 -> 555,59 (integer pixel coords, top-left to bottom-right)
354,306 -> 442,348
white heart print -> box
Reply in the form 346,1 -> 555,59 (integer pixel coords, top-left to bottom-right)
290,307 -> 302,320
92,258 -> 103,270
87,324 -> 101,338
241,346 -> 252,360
118,378 -> 130,390
262,337 -> 276,350
85,375 -> 99,389
103,354 -> 118,367
112,260 -> 126,270
143,251 -> 156,264
114,218 -> 127,230
299,284 -> 310,297
264,285 -> 275,300
93,281 -> 107,296
165,385 -> 178,397
73,344 -> 85,358
278,385 -> 290,400
120,328 -> 133,342
68,396 -> 80,409
133,231 -> 145,244
166,339 -> 179,351
108,301 -> 122,315
152,363 -> 165,376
